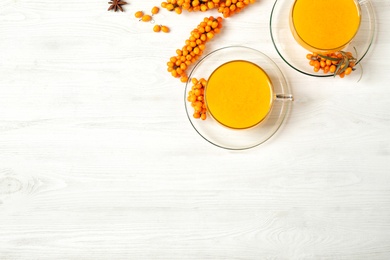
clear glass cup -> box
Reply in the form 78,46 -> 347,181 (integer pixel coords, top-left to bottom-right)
185,46 -> 293,150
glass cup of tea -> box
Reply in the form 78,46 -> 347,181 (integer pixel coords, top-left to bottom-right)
205,60 -> 293,130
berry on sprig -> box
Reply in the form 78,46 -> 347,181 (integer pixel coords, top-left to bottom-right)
187,78 -> 207,120
160,0 -> 255,18
167,16 -> 223,83
307,51 -> 357,78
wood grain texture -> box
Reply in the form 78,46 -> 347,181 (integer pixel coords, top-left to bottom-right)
1,0 -> 390,259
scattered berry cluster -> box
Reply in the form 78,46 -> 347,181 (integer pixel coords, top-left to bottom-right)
307,51 -> 357,78
167,16 -> 223,83
160,0 -> 255,18
134,7 -> 170,33
187,78 -> 207,120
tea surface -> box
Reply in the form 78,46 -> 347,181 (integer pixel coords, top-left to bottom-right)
205,60 -> 273,129
291,0 -> 361,51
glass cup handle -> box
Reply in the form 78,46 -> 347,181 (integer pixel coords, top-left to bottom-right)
275,94 -> 294,101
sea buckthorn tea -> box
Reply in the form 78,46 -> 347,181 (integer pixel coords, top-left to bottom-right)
290,0 -> 361,53
205,60 -> 273,129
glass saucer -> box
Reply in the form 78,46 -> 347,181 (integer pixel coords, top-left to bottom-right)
184,46 -> 293,150
270,0 -> 376,77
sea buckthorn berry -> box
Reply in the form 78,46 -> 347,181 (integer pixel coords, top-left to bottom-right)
193,112 -> 201,119
153,25 -> 161,32
187,77 -> 208,120
329,65 -> 336,73
313,60 -> 320,69
161,25 -> 170,33
323,65 -> 330,74
135,11 -> 144,18
141,14 -> 152,22
151,6 -> 160,15
345,66 -> 353,75
175,7 -> 182,14
306,51 -> 357,78
180,75 -> 188,83
166,3 -> 174,11
206,32 -> 214,39
176,67 -> 183,75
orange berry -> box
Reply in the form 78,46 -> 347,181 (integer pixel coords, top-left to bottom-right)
180,75 -> 188,83
141,14 -> 152,22
135,11 -> 144,18
175,7 -> 182,14
161,25 -> 170,33
200,78 -> 207,86
236,1 -> 244,8
166,3 -> 174,10
313,60 -> 320,69
323,65 -> 330,74
194,104 -> 202,112
176,67 -> 183,75
151,6 -> 159,15
153,25 -> 161,32
345,66 -> 353,75
193,112 -> 201,118
200,4 -> 208,11
206,32 -> 214,39
329,65 -> 336,73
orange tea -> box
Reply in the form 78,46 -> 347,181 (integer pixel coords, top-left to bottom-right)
205,60 -> 273,129
290,0 -> 361,53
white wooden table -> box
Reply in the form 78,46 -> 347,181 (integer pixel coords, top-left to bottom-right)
1,0 -> 389,259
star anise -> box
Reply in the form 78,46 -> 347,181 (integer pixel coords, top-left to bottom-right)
108,0 -> 127,12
